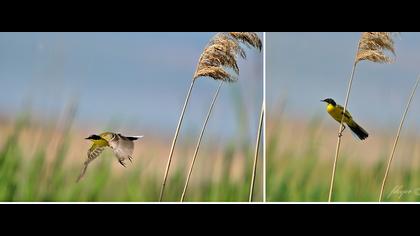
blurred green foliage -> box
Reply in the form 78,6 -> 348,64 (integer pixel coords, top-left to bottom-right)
267,116 -> 420,202
0,95 -> 263,202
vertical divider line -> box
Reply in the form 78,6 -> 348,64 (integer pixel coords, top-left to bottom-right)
262,32 -> 267,203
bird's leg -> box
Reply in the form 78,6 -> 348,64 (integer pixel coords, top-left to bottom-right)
119,160 -> 127,168
338,125 -> 346,137
128,156 -> 133,163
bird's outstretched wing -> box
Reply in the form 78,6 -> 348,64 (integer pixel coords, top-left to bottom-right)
76,144 -> 105,182
110,134 -> 137,167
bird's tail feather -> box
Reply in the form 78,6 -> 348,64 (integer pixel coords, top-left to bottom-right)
348,121 -> 369,140
127,135 -> 144,141
76,165 -> 88,183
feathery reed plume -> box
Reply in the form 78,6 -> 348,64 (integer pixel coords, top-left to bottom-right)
159,32 -> 261,201
180,32 -> 262,201
229,32 -> 263,51
249,103 -> 264,202
356,32 -> 396,64
379,75 -> 420,202
193,32 -> 262,82
328,32 -> 396,202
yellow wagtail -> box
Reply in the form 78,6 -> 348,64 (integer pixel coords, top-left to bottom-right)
77,132 -> 143,182
321,98 -> 368,140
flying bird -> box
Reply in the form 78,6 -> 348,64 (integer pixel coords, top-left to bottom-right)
77,132 -> 143,182
321,98 -> 369,140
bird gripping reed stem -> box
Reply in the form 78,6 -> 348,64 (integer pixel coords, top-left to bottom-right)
328,55 -> 359,202
328,32 -> 396,202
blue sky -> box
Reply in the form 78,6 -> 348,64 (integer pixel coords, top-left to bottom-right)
0,32 -> 263,139
267,32 -> 420,133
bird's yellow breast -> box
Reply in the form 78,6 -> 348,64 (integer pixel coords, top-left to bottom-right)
327,104 -> 351,124
326,104 -> 335,113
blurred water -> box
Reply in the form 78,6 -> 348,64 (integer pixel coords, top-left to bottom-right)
267,32 -> 420,134
0,32 -> 263,140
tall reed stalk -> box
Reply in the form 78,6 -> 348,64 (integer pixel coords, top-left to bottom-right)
179,32 -> 262,201
159,79 -> 195,201
249,103 -> 264,202
379,75 -> 420,202
328,32 -> 396,202
180,81 -> 223,202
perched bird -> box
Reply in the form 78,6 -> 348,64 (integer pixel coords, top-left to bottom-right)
77,132 -> 143,182
321,98 -> 369,140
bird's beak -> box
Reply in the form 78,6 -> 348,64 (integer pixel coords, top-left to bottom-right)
321,99 -> 325,103
86,135 -> 100,140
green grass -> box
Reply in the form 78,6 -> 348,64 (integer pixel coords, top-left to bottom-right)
0,103 -> 263,202
267,115 -> 420,202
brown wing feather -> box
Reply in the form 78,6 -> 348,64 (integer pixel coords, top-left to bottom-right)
76,145 -> 105,182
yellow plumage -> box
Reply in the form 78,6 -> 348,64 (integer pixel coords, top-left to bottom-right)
76,132 -> 143,182
322,98 -> 368,140
327,104 -> 352,124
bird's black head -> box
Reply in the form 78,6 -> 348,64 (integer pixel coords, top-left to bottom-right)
321,98 -> 336,106
85,134 -> 101,140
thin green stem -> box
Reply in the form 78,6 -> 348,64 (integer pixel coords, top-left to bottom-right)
328,60 -> 358,202
159,79 -> 195,202
249,103 -> 264,202
180,81 -> 222,202
379,75 -> 420,202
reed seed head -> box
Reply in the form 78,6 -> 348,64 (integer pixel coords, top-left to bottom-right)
229,32 -> 263,51
356,32 -> 397,64
193,32 -> 262,82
